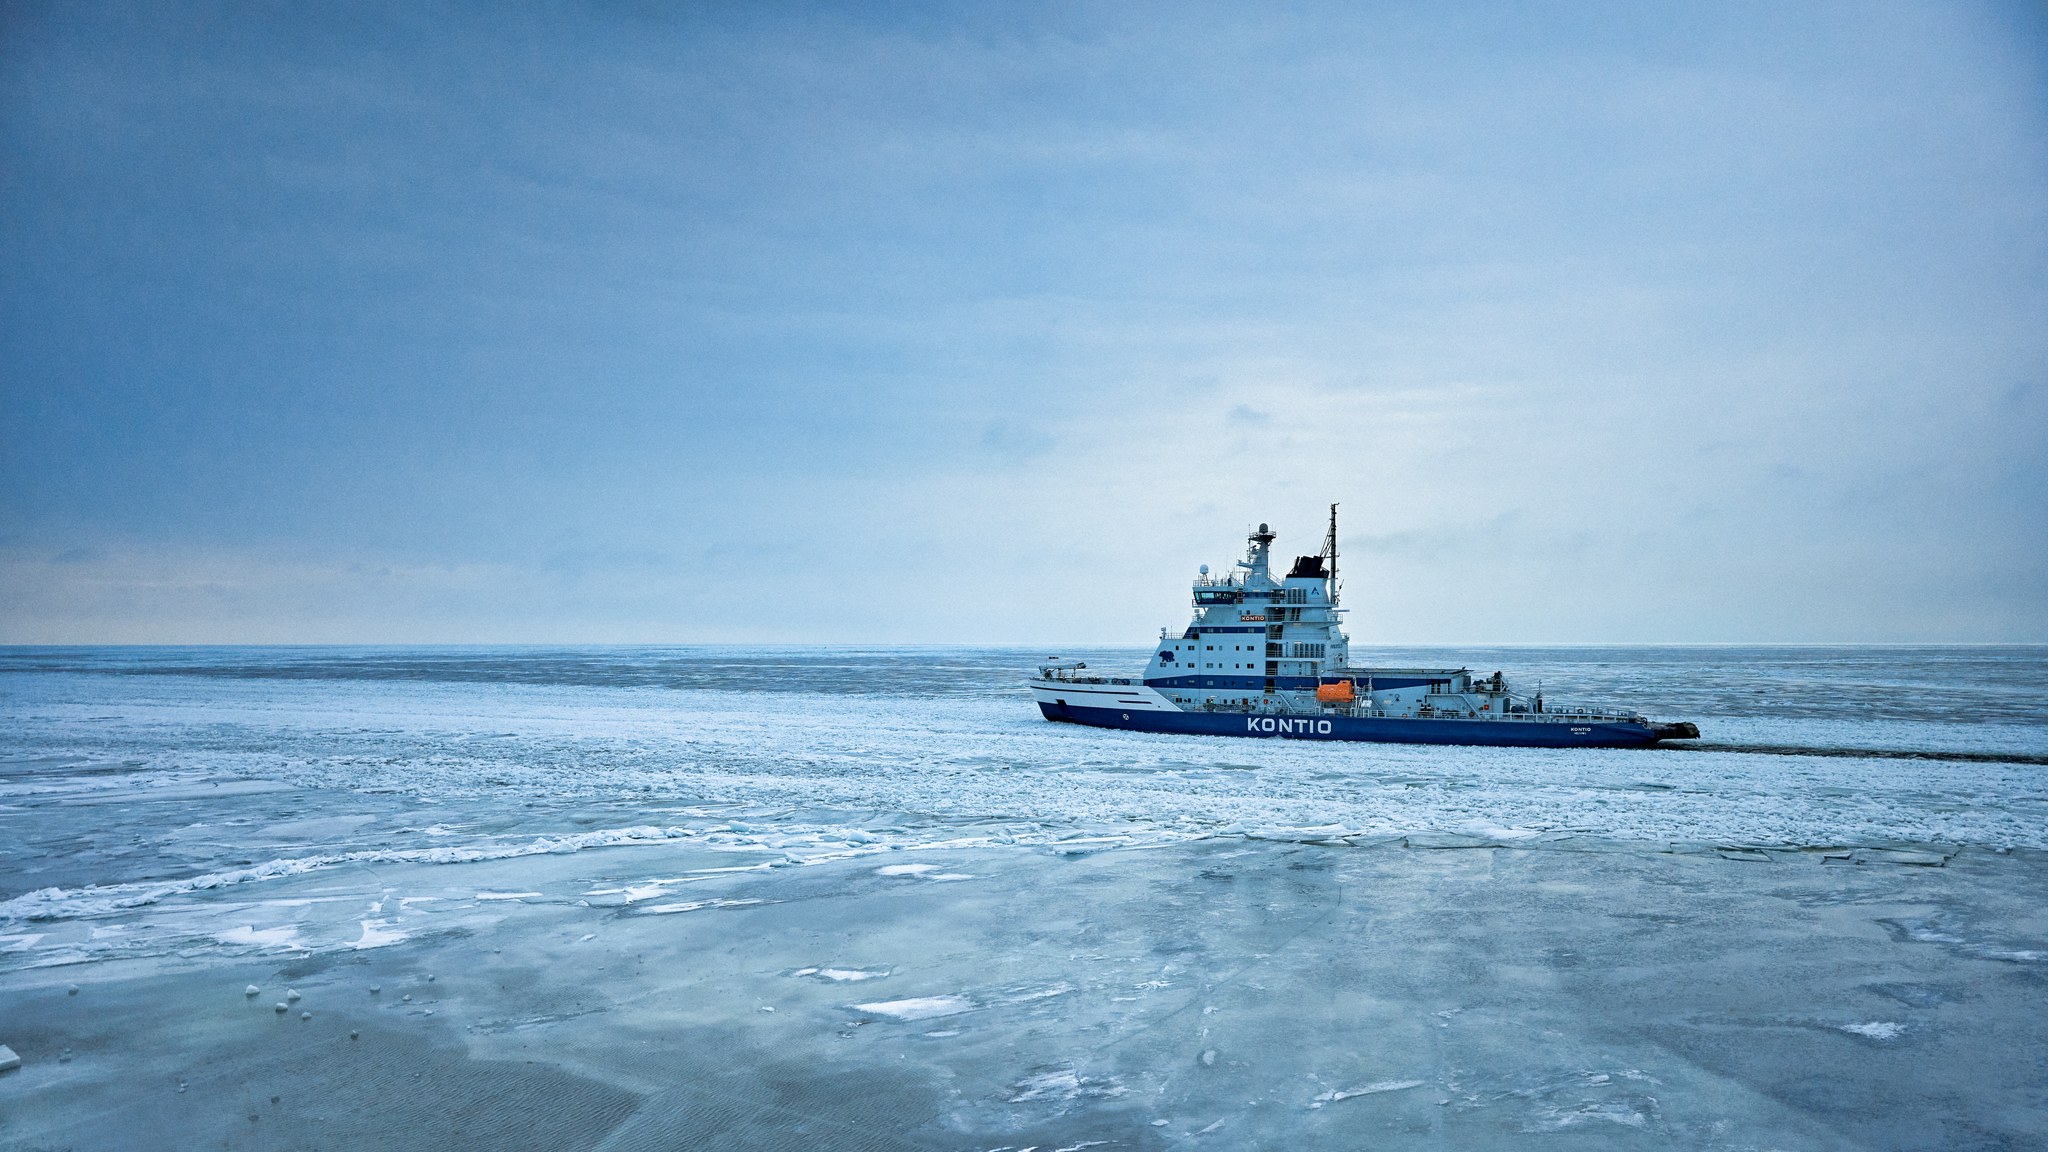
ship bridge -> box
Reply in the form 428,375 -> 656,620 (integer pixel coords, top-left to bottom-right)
1145,513 -> 1350,702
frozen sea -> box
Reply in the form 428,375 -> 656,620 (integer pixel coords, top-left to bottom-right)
2,645 -> 2046,1150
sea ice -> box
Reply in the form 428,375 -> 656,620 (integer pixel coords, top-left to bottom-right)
638,897 -> 769,914
4,648 -> 2047,1148
1005,1067 -> 1126,1103
812,968 -> 888,982
216,925 -> 303,949
1310,1079 -> 1424,1107
352,919 -> 407,949
852,995 -> 976,1021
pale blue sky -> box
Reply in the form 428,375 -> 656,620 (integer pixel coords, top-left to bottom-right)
3,1 -> 2045,643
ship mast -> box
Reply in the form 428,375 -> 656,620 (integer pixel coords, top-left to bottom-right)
1322,503 -> 1339,605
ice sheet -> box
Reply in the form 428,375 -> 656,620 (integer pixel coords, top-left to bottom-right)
3,646 -> 2045,974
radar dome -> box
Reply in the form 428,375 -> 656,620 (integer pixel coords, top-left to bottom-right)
1258,523 -> 1270,533
1199,564 -> 1209,575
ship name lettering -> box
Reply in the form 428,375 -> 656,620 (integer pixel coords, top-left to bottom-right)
1246,718 -> 1335,736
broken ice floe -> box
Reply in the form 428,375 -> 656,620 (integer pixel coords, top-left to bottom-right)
1839,1021 -> 1907,1040
1005,1067 -> 1127,1104
1878,916 -> 2047,964
638,898 -> 773,915
352,920 -> 407,949
1310,1079 -> 1424,1107
215,925 -> 303,950
1533,1099 -> 1655,1130
999,982 -> 1074,1005
0,823 -> 748,924
872,861 -> 976,880
792,967 -> 890,982
852,995 -> 976,1021
1442,1068 -> 1664,1132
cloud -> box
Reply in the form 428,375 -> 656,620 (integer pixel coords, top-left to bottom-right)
1,2 -> 2043,641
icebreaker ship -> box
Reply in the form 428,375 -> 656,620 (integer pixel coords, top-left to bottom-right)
1027,509 -> 1700,748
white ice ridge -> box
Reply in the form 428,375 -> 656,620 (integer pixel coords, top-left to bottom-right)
0,824 -> 700,923
638,898 -> 772,915
792,967 -> 889,982
1839,1021 -> 1906,1040
1005,1068 -> 1128,1103
1310,1079 -> 1425,1107
852,995 -> 977,1021
0,816 -> 1207,927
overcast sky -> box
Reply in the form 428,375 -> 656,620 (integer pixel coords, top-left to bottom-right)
3,1 -> 2045,644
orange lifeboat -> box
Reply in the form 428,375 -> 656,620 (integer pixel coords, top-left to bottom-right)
1315,680 -> 1355,704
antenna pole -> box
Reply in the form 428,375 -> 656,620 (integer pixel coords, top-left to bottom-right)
1325,503 -> 1339,604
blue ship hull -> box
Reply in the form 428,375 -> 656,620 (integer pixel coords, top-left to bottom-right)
1038,699 -> 1666,748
